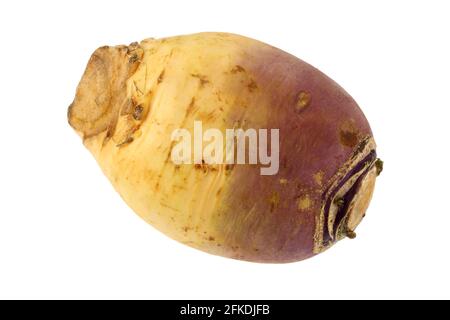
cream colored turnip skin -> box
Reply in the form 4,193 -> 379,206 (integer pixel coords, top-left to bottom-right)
68,32 -> 382,263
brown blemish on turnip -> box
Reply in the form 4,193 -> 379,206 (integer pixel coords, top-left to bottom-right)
133,105 -> 144,120
127,42 -> 139,51
114,95 -> 151,146
231,65 -> 246,74
187,97 -> 196,115
297,195 -> 312,211
127,43 -> 142,64
159,201 -> 179,212
279,178 -> 288,185
201,109 -> 218,121
116,136 -> 134,147
194,159 -> 214,174
247,79 -> 258,92
340,130 -> 358,148
225,164 -> 235,174
128,53 -> 139,64
157,69 -> 165,83
296,91 -> 311,112
313,171 -> 324,186
339,121 -> 359,148
102,124 -> 114,145
269,191 -> 280,212
191,73 -> 209,87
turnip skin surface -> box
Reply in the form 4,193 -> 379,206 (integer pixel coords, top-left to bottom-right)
68,32 -> 380,263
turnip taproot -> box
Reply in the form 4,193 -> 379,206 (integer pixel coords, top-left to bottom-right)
68,32 -> 381,263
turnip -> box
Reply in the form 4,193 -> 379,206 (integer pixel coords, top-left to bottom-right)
68,32 -> 381,263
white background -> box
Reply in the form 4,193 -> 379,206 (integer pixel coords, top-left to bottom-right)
0,0 -> 449,299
